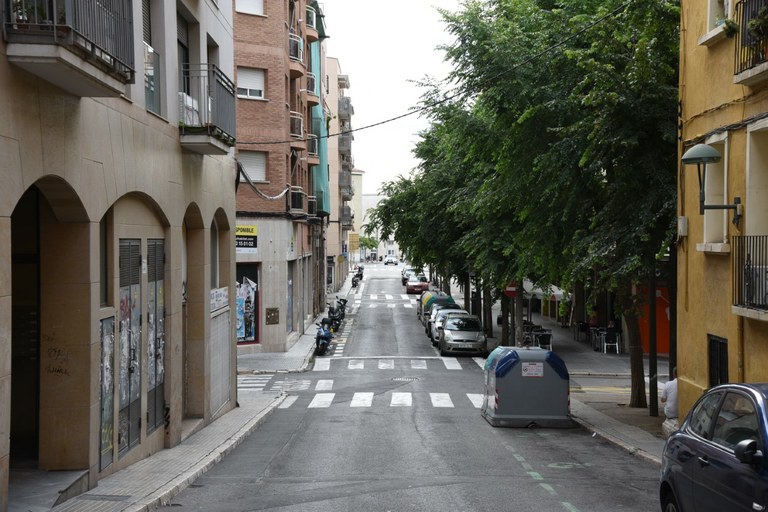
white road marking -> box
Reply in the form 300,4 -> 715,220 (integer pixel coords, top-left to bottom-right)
388,303 -> 396,308
316,379 -> 334,391
385,294 -> 394,300
473,357 -> 486,368
441,358 -> 462,370
467,393 -> 484,408
278,395 -> 298,408
430,393 -> 454,408
411,360 -> 428,370
369,304 -> 377,308
348,359 -> 364,370
401,294 -> 410,300
314,359 -> 330,371
369,294 -> 378,300
378,359 -> 394,369
308,393 -> 335,408
391,392 -> 412,407
403,304 -> 413,308
350,392 -> 374,407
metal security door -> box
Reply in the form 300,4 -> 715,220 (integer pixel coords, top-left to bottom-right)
147,239 -> 165,432
118,239 -> 141,456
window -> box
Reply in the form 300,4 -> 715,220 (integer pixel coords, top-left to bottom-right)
703,140 -> 727,244
712,392 -> 759,450
708,334 -> 729,387
237,67 -> 265,99
236,0 -> 263,16
688,391 -> 723,439
707,0 -> 730,31
238,151 -> 267,182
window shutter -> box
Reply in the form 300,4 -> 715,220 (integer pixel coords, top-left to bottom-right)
142,0 -> 151,44
236,0 -> 264,15
239,151 -> 267,181
237,68 -> 264,98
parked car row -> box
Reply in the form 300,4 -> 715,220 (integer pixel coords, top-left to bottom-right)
416,290 -> 487,357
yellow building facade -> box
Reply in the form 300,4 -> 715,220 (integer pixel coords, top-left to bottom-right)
678,0 -> 768,416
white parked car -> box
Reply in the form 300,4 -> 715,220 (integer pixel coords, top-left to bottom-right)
384,255 -> 398,265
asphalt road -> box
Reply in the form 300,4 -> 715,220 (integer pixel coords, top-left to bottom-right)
162,265 -> 660,512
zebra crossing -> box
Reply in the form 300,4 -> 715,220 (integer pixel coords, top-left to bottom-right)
313,357 -> 486,372
349,293 -> 420,310
279,390 -> 486,410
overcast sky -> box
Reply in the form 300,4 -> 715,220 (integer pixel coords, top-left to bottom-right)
322,0 -> 461,194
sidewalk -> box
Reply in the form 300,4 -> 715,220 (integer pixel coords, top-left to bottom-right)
17,274 -> 668,511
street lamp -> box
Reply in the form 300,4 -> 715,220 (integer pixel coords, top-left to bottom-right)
681,143 -> 742,227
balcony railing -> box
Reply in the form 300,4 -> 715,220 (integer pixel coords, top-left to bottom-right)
289,186 -> 305,215
306,72 -> 317,96
306,5 -> 317,30
733,235 -> 768,310
339,133 -> 352,155
340,205 -> 353,230
307,195 -> 317,216
341,154 -> 354,170
339,170 -> 352,188
289,32 -> 303,63
339,96 -> 353,120
3,0 -> 135,90
144,43 -> 161,115
734,0 -> 768,75
307,134 -> 318,156
289,111 -> 303,138
179,63 -> 236,151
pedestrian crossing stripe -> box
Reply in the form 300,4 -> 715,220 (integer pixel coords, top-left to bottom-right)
312,357 -> 486,371
277,392 -> 485,410
237,375 -> 274,391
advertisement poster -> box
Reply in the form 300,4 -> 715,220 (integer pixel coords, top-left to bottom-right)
236,277 -> 257,342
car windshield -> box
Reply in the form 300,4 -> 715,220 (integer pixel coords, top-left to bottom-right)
445,318 -> 482,331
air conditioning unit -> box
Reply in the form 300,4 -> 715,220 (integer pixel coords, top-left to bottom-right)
742,265 -> 768,308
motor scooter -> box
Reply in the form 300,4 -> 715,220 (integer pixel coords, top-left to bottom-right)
352,275 -> 359,288
315,321 -> 332,355
327,297 -> 348,332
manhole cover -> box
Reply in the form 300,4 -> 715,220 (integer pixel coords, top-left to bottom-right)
393,377 -> 419,382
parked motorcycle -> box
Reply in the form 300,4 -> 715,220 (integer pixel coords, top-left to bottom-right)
315,322 -> 332,356
355,265 -> 364,280
352,275 -> 359,288
327,296 -> 348,332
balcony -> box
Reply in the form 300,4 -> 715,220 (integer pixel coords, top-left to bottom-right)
734,0 -> 768,86
289,186 -> 306,219
340,205 -> 354,230
305,5 -> 318,42
289,110 -> 305,150
144,43 -> 161,115
179,64 -> 236,155
307,133 -> 320,164
338,96 -> 353,121
733,235 -> 768,319
306,72 -> 319,106
341,154 -> 354,171
307,195 -> 321,223
288,32 -> 304,78
339,133 -> 352,156
3,0 -> 134,96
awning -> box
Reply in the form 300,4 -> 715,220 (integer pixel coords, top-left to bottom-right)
523,279 -> 568,301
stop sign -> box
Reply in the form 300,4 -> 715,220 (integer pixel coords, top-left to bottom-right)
504,282 -> 518,298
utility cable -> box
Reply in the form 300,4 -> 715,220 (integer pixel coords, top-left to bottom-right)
237,0 -> 633,147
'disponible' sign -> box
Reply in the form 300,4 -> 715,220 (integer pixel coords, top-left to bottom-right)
236,225 -> 258,254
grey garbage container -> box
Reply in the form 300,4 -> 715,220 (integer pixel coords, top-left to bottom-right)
481,347 -> 574,428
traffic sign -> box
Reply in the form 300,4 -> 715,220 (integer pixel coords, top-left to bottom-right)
504,282 -> 518,298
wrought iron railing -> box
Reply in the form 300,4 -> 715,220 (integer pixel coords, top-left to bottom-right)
3,0 -> 134,81
338,96 -> 353,119
307,195 -> 317,216
306,71 -> 317,96
339,133 -> 351,154
734,0 -> 768,74
307,134 -> 318,156
733,235 -> 768,309
179,63 -> 236,145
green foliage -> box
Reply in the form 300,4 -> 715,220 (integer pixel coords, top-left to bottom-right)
366,0 -> 679,315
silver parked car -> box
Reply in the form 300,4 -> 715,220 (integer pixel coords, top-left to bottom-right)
437,315 -> 487,357
429,309 -> 470,345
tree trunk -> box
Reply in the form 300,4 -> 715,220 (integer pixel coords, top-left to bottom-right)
620,286 -> 648,409
501,294 -> 510,346
483,284 -> 493,338
514,294 -> 525,346
463,273 -> 471,312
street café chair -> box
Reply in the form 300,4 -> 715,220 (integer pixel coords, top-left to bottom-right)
603,330 -> 620,354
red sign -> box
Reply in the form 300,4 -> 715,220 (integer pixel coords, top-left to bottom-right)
504,282 -> 518,298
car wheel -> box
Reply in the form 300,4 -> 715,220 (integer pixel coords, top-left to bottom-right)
660,490 -> 680,512
439,343 -> 448,357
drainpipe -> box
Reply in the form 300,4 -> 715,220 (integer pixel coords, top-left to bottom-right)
738,314 -> 745,382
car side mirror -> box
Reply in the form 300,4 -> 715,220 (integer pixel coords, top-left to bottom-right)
734,439 -> 763,466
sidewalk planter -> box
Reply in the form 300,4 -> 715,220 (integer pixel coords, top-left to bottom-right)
481,347 -> 574,428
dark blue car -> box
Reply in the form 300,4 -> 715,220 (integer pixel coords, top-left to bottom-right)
660,383 -> 768,512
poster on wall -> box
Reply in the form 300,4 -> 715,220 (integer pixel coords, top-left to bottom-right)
236,225 -> 258,254
236,277 -> 257,342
